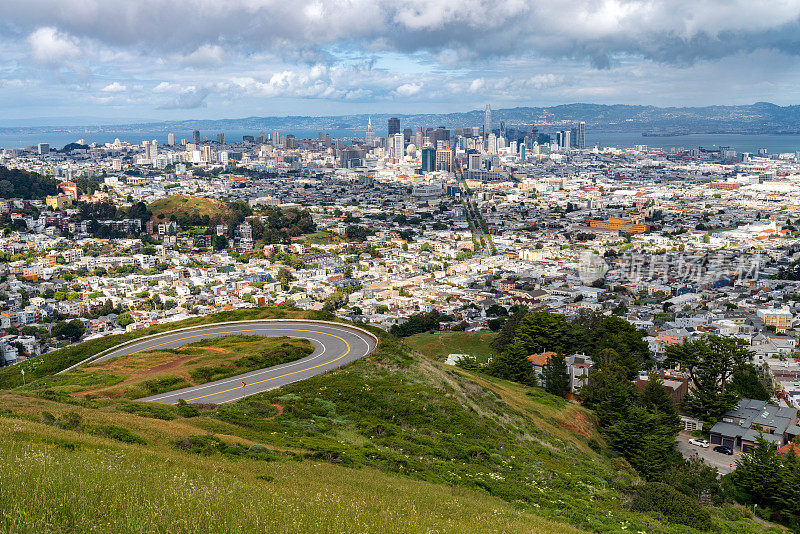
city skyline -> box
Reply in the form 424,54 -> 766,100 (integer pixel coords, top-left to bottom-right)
4,1 -> 800,122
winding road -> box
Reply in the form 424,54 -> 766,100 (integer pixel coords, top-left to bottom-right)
83,320 -> 378,404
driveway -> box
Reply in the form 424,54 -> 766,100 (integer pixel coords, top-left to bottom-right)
677,431 -> 740,475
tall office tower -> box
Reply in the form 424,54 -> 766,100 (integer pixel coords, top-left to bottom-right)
500,120 -> 506,139
38,143 -> 49,155
555,132 -> 562,147
217,132 -> 225,144
272,131 -> 280,146
468,153 -> 481,170
403,128 -> 412,143
415,128 -> 423,148
577,121 -> 586,149
483,104 -> 492,142
167,133 -> 175,146
193,130 -> 201,144
519,144 -> 526,161
392,133 -> 404,159
562,130 -> 571,148
388,117 -> 400,137
421,147 -> 436,172
487,133 -> 497,154
202,145 -> 213,162
150,139 -> 158,158
570,127 -> 578,148
365,116 -> 375,146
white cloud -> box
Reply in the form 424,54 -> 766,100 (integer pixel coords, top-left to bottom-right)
101,82 -> 126,92
395,83 -> 422,97
468,78 -> 485,93
27,26 -> 80,65
153,82 -> 182,93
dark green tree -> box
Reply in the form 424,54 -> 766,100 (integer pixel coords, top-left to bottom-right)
512,311 -> 583,356
583,315 -> 648,379
640,376 -> 681,429
542,353 -> 570,397
488,338 -> 536,386
581,356 -> 637,428
729,366 -> 772,402
490,308 -> 528,353
213,234 -> 228,251
604,404 -> 682,481
665,336 -> 753,423
731,434 -> 782,507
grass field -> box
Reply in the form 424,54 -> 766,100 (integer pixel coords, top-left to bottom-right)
23,336 -> 313,400
148,194 -> 232,222
299,230 -> 344,245
404,331 -> 498,362
0,307 -> 330,389
0,311 -> 776,533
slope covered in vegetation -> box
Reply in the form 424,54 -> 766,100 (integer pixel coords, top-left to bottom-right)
0,310 -> 773,533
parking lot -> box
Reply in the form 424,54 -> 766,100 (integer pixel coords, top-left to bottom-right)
677,431 -> 741,475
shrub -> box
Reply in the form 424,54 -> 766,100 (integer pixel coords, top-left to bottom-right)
630,482 -> 712,531
91,425 -> 147,445
176,399 -> 200,418
118,401 -> 176,421
142,376 -> 190,395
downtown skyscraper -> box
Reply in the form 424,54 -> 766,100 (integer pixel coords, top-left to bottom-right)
483,104 -> 492,142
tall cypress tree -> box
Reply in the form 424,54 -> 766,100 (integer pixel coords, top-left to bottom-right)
488,338 -> 536,386
543,353 -> 570,397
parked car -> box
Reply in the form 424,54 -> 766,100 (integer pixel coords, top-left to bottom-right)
713,445 -> 734,455
689,438 -> 710,448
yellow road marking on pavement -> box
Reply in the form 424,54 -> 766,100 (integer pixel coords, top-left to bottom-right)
124,328 -> 352,403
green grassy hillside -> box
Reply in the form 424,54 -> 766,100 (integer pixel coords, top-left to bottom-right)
0,312 -> 773,533
148,194 -> 232,223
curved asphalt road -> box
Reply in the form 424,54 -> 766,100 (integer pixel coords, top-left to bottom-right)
88,321 -> 377,404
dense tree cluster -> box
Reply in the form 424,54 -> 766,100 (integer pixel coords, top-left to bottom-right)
582,357 -> 682,480
731,435 -> 800,522
665,336 -> 759,425
0,165 -> 59,199
492,309 -> 648,378
390,310 -> 454,338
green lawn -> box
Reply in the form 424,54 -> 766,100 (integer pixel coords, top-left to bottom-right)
404,331 -> 498,362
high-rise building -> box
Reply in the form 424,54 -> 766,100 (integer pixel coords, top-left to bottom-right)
365,116 -> 375,146
167,133 -> 175,146
487,133 -> 497,154
388,117 -> 400,137
483,104 -> 492,142
577,121 -> 586,149
421,147 -> 435,172
435,149 -> 453,171
202,145 -> 213,162
468,153 -> 482,170
217,132 -> 225,144
193,130 -> 201,144
392,133 -> 404,159
37,143 -> 49,155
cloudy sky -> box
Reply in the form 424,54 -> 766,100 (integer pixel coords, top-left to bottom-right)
3,0 -> 800,124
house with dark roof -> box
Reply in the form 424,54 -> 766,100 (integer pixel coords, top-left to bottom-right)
709,398 -> 799,452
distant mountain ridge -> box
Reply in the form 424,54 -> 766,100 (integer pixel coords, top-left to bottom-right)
4,102 -> 800,136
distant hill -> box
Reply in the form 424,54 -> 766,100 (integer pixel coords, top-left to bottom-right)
148,195 -> 232,225
4,102 -> 799,138
0,165 -> 59,200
